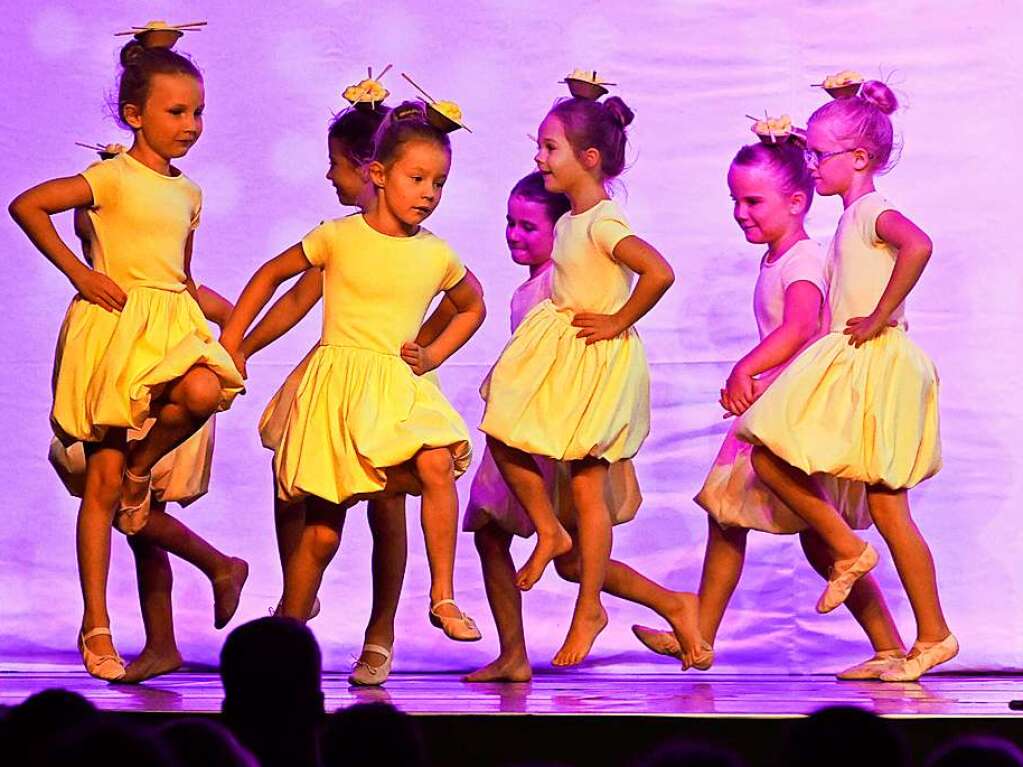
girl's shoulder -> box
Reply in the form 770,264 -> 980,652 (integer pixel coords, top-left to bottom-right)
312,212 -> 364,236
583,199 -> 633,256
583,198 -> 628,225
846,190 -> 898,225
785,238 -> 825,261
301,214 -> 362,262
844,191 -> 899,246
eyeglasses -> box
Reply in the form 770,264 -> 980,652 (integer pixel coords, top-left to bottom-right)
803,147 -> 856,170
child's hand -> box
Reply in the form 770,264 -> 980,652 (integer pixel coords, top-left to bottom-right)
73,269 -> 126,313
229,348 -> 248,380
220,336 -> 248,380
751,376 -> 770,401
844,313 -> 899,347
400,342 -> 438,376
725,365 -> 756,414
572,313 -> 625,345
719,388 -> 740,418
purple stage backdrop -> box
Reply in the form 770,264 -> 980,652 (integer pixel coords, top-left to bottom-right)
1,1 -> 1020,674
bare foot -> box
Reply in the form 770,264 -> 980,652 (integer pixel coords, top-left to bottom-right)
114,647 -> 183,684
515,527 -> 573,591
552,603 -> 608,666
213,557 -> 249,629
463,654 -> 533,683
662,592 -> 706,668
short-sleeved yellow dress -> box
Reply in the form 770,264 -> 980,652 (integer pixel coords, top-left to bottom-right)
49,198 -> 218,507
736,192 -> 941,489
464,261 -> 641,537
272,214 -> 472,504
50,152 -> 243,451
480,199 -> 650,462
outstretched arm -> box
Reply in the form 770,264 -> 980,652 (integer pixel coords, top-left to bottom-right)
220,243 -> 314,373
9,175 -> 126,312
240,269 -> 324,359
571,235 -> 675,345
195,285 -> 234,330
845,210 -> 932,347
400,272 -> 486,375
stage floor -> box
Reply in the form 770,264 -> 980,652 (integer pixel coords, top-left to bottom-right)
2,671 -> 1021,718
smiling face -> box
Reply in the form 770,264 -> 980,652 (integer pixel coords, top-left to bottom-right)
506,194 -> 557,267
727,162 -> 806,247
369,138 -> 451,230
534,114 -> 594,194
326,137 -> 366,206
123,72 -> 204,160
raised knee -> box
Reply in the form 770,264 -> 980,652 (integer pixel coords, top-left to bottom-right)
416,448 -> 454,486
180,367 -> 221,418
554,553 -> 580,583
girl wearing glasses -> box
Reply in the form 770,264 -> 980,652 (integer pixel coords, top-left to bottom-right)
736,80 -> 956,681
634,134 -> 906,679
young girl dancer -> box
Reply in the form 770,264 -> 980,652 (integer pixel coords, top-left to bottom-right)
221,101 -> 485,649
480,90 -> 696,667
469,171 -> 695,679
237,98 -> 476,684
9,41 -> 244,680
633,134 -> 907,679
737,81 -> 956,681
50,192 -> 247,683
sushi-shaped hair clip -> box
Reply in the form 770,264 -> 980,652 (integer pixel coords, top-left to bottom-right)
342,64 -> 393,113
400,72 -> 471,133
560,68 -> 617,100
114,19 -> 206,49
811,70 -> 865,100
746,112 -> 806,147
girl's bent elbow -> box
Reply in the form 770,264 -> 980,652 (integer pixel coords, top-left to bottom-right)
8,195 -> 28,223
920,236 -> 934,260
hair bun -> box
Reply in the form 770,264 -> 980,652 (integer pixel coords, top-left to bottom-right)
119,39 -> 147,67
603,96 -> 635,128
391,100 -> 428,123
859,80 -> 898,115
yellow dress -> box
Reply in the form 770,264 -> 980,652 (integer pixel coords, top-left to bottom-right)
465,262 -> 641,536
49,206 -> 219,507
272,214 -> 472,504
736,192 -> 941,489
260,343 -> 442,463
50,153 -> 243,446
480,200 -> 649,462
260,345 -> 318,453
